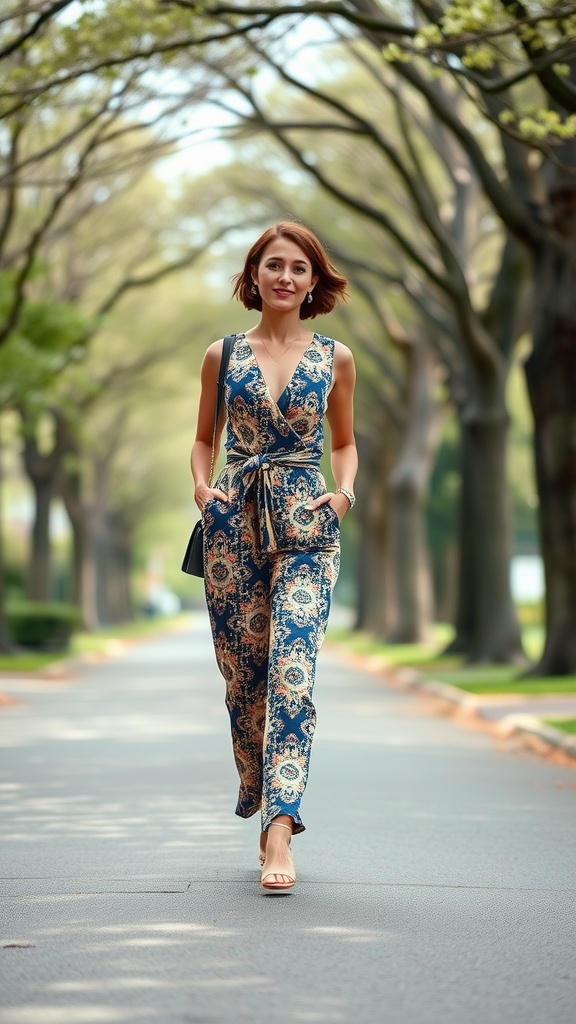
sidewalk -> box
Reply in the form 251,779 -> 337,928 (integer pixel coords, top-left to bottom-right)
387,664 -> 576,763
1,614 -> 575,1023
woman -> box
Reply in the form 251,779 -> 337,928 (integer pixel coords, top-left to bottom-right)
191,222 -> 357,892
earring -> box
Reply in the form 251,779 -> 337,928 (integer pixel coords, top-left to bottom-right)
307,291 -> 313,304
251,284 -> 258,296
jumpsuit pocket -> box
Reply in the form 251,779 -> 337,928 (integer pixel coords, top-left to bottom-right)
203,496 -> 234,536
323,502 -> 341,529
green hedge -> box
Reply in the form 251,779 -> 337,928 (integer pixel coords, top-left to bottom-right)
6,602 -> 82,652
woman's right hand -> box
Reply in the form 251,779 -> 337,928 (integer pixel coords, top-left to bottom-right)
195,485 -> 229,512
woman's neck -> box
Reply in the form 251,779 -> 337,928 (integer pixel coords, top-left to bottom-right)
255,311 -> 310,344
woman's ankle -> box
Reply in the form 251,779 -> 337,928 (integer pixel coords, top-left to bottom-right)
270,815 -> 293,833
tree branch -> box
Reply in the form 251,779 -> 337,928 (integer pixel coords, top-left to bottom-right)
95,224 -> 235,318
499,0 -> 576,111
0,1 -> 74,61
160,0 -> 416,36
394,62 -> 540,247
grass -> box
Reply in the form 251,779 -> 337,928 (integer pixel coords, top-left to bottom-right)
327,622 -> 576,696
70,613 -> 190,655
0,651 -> 65,673
0,613 -> 191,673
543,719 -> 576,735
418,665 -> 576,696
326,623 -> 454,665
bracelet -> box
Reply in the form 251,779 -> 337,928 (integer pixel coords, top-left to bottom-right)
336,487 -> 355,509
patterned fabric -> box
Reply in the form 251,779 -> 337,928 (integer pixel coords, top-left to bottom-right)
203,332 -> 340,834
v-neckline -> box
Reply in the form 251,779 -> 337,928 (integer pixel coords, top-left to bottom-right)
243,332 -> 317,406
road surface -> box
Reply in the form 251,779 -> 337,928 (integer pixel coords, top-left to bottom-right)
1,614 -> 575,1023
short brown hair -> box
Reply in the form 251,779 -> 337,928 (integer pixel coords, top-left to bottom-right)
231,222 -> 348,319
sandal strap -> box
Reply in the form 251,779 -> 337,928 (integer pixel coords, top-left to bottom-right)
261,872 -> 295,887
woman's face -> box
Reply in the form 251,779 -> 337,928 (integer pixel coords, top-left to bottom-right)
252,237 -> 318,313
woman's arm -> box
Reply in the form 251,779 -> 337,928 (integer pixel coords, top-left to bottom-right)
308,341 -> 358,521
190,340 -> 229,511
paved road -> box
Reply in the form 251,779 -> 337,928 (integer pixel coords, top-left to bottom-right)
1,615 -> 575,1024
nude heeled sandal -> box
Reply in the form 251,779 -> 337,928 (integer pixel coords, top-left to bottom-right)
260,822 -> 296,892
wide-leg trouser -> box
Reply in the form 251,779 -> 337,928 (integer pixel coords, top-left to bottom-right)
203,502 -> 339,834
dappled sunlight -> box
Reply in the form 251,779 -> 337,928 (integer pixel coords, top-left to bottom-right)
292,1002 -> 347,1023
307,925 -> 392,943
0,711 -> 223,748
52,978 -> 163,990
0,898 -> 394,1023
1,1009 -> 145,1023
0,778 -> 245,861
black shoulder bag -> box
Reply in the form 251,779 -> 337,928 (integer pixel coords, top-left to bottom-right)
181,335 -> 236,577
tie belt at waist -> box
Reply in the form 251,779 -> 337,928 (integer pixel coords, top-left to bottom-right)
225,448 -> 321,550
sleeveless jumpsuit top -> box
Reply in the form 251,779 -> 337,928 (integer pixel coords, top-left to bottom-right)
205,331 -> 340,555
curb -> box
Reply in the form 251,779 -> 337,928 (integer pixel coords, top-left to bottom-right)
392,665 -> 576,764
324,644 -> 576,766
0,615 -> 194,681
0,617 -> 195,704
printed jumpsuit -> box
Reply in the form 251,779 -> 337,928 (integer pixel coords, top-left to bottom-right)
202,332 -> 340,834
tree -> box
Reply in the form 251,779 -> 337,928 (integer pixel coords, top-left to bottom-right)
351,0 -> 576,672
179,0 -> 576,672
202,40 -> 528,660
0,0 -> 248,346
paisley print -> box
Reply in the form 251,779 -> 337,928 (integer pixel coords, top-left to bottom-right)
203,333 -> 340,834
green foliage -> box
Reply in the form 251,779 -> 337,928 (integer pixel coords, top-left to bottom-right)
500,106 -> 576,139
394,1 -> 576,140
1,0 -> 212,111
0,276 -> 89,410
6,601 -> 82,651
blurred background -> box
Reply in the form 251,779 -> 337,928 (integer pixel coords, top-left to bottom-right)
1,1 -> 574,677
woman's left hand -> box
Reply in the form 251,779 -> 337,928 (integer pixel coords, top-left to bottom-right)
305,491 -> 350,523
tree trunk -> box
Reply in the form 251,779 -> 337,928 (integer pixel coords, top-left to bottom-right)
96,511 -> 135,626
0,426 -> 14,652
434,543 -> 458,625
525,212 -> 576,673
63,489 -> 99,631
109,514 -> 135,624
354,493 -> 391,637
91,460 -> 135,628
445,232 -> 529,662
0,550 -> 12,652
462,411 -> 525,663
387,338 -> 440,643
58,421 -> 99,631
354,433 -> 394,637
20,411 -> 66,603
387,480 -> 432,642
94,502 -> 110,626
27,478 -> 53,601
444,423 -> 478,655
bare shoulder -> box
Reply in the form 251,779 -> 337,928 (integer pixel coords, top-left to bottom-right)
205,338 -> 224,361
334,340 -> 354,363
201,338 -> 224,374
333,340 -> 356,380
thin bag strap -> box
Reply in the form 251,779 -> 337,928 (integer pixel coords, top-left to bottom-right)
208,334 -> 235,487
